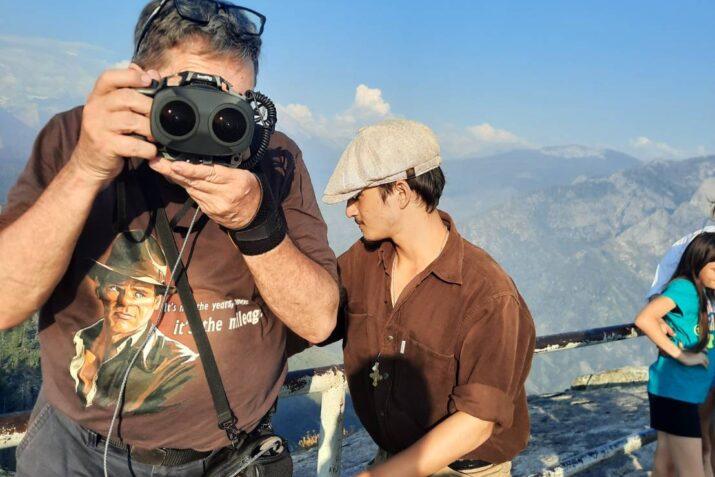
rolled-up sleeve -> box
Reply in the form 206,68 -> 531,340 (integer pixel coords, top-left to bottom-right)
280,146 -> 338,283
450,292 -> 535,430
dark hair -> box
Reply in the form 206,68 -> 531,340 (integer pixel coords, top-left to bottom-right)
378,167 -> 446,213
670,232 -> 715,352
133,0 -> 262,77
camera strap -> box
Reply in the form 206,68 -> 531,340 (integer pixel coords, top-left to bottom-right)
140,166 -> 247,450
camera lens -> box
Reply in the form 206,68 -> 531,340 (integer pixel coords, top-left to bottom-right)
159,100 -> 196,137
212,107 -> 247,144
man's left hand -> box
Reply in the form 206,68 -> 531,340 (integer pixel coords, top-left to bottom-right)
149,158 -> 261,229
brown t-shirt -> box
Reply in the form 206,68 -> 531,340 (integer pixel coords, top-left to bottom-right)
338,211 -> 535,463
0,107 -> 338,451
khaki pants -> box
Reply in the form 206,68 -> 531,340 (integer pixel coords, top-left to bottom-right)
371,449 -> 512,476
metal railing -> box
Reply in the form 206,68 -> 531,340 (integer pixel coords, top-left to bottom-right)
0,323 -> 648,476
530,429 -> 656,477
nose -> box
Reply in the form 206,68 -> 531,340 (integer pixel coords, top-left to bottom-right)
346,199 -> 358,219
115,287 -> 129,306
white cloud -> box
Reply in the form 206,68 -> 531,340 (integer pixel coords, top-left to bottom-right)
440,122 -> 529,158
0,35 -> 119,127
353,84 -> 390,116
277,84 -> 393,148
628,136 -> 682,159
467,123 -> 519,143
111,59 -> 132,70
279,89 -> 529,159
283,103 -> 313,123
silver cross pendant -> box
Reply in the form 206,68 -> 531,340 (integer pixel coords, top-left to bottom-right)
369,361 -> 388,387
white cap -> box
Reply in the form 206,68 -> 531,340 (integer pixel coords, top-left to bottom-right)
322,119 -> 442,204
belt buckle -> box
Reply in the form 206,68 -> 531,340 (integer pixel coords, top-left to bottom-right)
449,459 -> 492,471
130,445 -> 167,466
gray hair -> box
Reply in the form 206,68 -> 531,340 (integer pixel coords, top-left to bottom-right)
133,0 -> 262,78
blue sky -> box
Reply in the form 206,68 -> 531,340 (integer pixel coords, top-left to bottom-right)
1,0 -> 713,160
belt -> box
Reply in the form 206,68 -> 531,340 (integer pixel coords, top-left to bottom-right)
91,407 -> 277,467
93,433 -> 212,466
381,448 -> 493,472
448,459 -> 493,471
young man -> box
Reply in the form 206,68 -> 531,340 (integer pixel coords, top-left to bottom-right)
0,1 -> 338,475
323,119 -> 536,476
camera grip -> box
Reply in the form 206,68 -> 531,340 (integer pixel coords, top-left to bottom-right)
134,79 -> 161,97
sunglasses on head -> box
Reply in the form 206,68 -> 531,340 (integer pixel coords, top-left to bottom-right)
134,0 -> 266,60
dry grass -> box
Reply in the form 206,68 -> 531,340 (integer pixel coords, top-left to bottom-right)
297,427 -> 354,451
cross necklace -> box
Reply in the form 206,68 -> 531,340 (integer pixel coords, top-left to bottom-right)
369,358 -> 387,387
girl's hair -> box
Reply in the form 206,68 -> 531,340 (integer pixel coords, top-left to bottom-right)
670,231 -> 715,352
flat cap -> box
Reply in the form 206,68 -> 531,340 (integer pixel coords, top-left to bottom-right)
322,119 -> 442,204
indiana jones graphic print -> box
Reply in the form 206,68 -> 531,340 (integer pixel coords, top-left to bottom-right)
69,231 -> 198,415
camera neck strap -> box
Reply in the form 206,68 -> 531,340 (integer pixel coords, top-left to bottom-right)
139,166 -> 247,449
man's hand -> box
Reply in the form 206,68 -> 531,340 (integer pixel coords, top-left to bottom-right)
71,64 -> 160,183
357,412 -> 495,477
148,158 -> 262,229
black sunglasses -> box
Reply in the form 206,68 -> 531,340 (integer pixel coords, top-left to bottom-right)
134,0 -> 266,60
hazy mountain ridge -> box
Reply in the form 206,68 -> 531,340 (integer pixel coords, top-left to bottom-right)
462,156 -> 715,393
438,147 -> 641,221
0,109 -> 39,205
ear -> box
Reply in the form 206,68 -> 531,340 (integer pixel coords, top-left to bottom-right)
393,180 -> 413,209
153,294 -> 163,311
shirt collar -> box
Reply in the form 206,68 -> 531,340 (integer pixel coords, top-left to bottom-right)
377,210 -> 463,286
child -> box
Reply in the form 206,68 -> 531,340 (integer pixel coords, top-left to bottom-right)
635,232 -> 715,477
647,224 -> 715,477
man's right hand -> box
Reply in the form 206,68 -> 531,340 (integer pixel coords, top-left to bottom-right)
71,65 -> 160,183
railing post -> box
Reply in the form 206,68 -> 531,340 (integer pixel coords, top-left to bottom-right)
316,368 -> 346,477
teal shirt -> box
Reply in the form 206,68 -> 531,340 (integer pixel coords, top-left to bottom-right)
647,279 -> 715,404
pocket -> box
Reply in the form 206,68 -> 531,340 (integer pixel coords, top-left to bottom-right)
15,404 -> 53,460
393,336 -> 456,428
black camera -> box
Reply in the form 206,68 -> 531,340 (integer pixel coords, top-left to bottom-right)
137,71 -> 276,169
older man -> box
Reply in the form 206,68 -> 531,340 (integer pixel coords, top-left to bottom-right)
323,119 -> 535,476
0,1 -> 338,475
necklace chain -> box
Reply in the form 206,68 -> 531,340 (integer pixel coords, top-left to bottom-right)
390,227 -> 449,306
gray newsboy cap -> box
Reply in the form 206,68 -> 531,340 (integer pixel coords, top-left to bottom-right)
322,119 -> 442,204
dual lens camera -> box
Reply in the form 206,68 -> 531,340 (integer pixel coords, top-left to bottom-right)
137,71 -> 275,168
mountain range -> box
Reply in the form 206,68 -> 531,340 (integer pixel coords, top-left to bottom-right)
461,156 -> 715,393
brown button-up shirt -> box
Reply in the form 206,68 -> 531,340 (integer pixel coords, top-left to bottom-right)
338,211 -> 535,463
